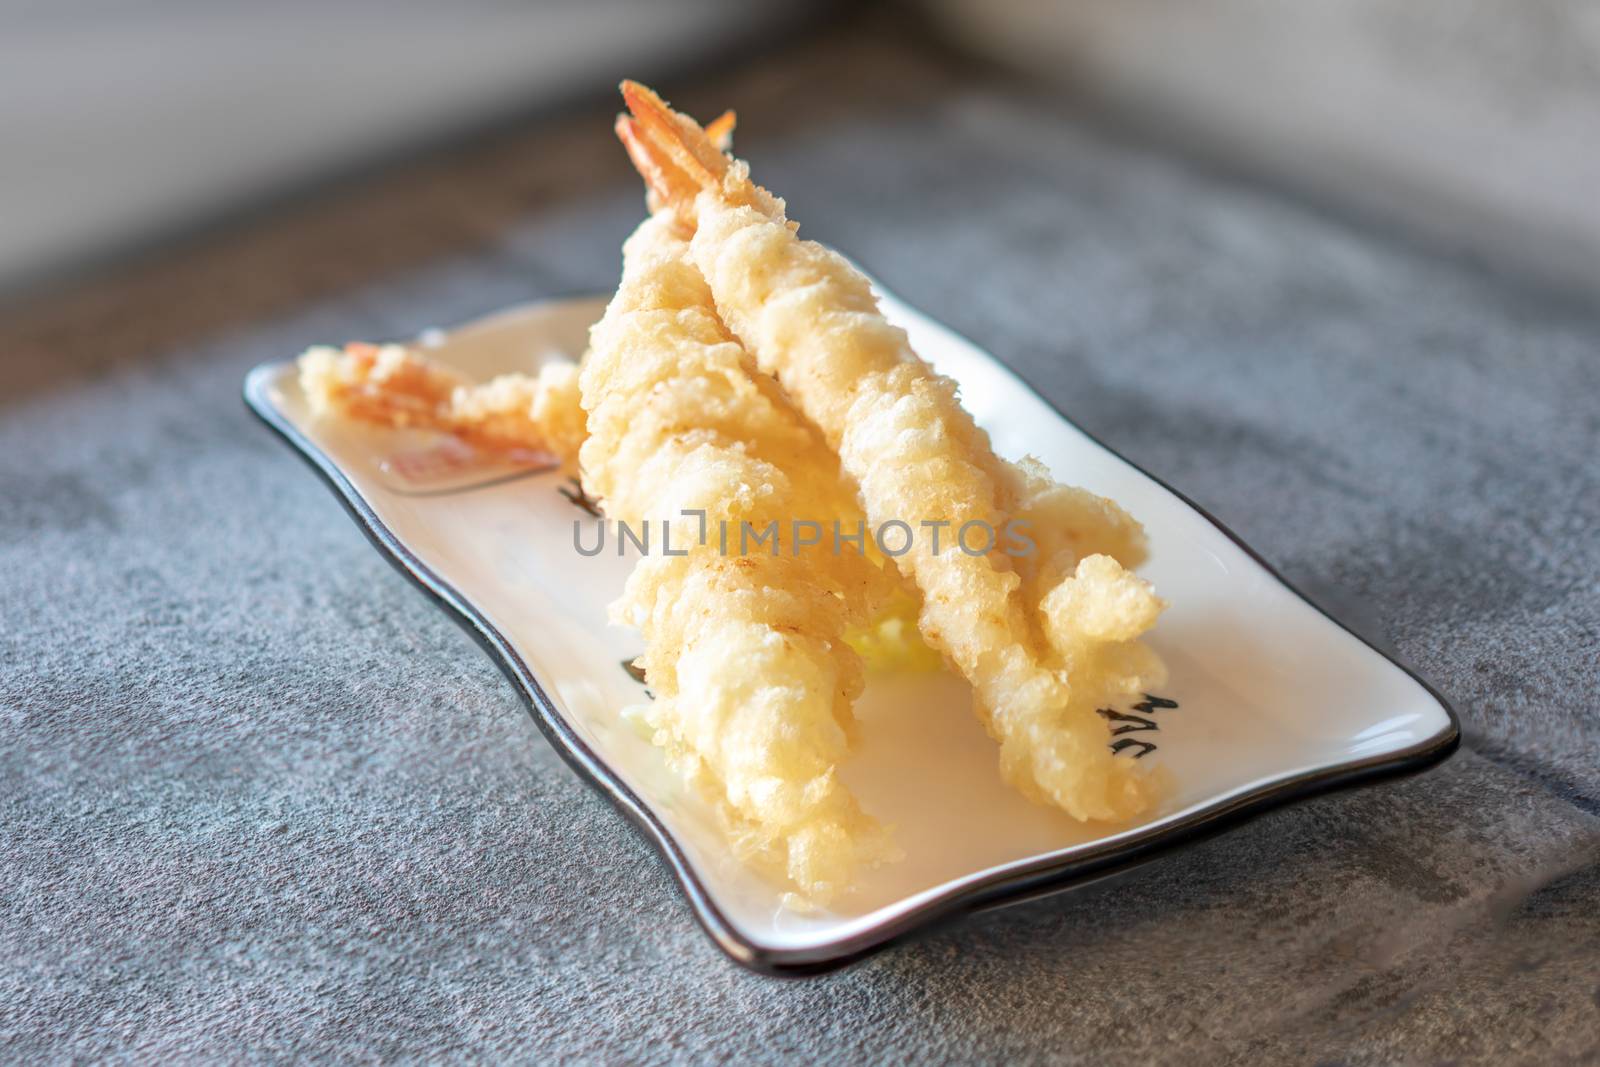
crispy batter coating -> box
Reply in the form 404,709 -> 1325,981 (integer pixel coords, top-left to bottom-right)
583,210 -> 898,902
298,342 -> 585,466
620,82 -> 1167,823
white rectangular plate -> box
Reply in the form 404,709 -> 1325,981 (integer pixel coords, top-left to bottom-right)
245,289 -> 1457,974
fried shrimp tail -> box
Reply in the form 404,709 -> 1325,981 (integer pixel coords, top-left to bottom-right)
619,82 -> 1168,823
617,106 -> 736,222
582,209 -> 898,903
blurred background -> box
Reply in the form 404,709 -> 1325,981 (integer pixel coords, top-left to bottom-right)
3,0 -> 1597,300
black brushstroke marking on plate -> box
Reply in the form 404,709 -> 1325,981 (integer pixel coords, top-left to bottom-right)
1099,693 -> 1178,757
560,477 -> 602,516
621,659 -> 653,699
244,288 -> 1459,979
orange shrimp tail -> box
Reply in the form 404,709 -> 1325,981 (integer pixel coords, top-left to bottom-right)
705,110 -> 736,151
619,81 -> 729,195
615,115 -> 681,216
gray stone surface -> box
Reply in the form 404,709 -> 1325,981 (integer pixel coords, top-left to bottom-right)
2,24 -> 1597,1067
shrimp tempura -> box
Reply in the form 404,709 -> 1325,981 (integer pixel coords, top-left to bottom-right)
299,342 -> 585,466
619,82 -> 1167,823
582,205 -> 898,903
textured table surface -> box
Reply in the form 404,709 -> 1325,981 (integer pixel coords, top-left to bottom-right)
3,24 -> 1597,1066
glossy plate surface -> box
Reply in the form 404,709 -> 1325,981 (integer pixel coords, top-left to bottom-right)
245,290 -> 1458,974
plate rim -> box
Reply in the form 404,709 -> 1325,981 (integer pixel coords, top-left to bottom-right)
243,293 -> 1460,976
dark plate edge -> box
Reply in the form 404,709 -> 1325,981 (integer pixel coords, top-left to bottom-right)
242,308 -> 1460,977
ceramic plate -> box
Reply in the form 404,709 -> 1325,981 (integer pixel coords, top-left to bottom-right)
245,288 -> 1458,974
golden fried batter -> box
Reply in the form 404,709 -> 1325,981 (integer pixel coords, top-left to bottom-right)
583,208 -> 899,902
